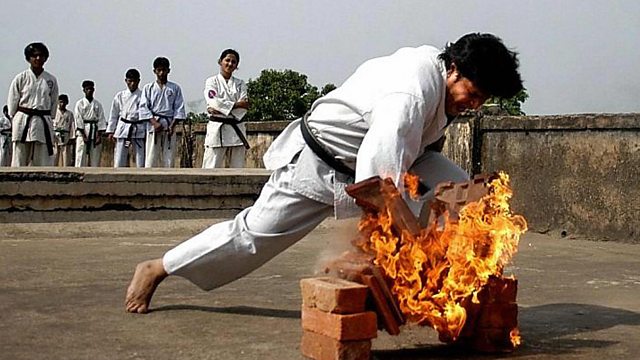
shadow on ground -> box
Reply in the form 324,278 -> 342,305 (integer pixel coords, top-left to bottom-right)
151,304 -> 301,319
372,303 -> 640,359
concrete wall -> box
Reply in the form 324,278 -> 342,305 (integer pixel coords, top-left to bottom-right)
3,114 -> 639,243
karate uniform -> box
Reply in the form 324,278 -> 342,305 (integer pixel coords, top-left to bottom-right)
108,88 -> 145,167
163,46 -> 469,290
74,97 -> 106,167
139,81 -> 186,168
7,68 -> 58,166
52,109 -> 75,166
202,74 -> 248,168
0,114 -> 11,166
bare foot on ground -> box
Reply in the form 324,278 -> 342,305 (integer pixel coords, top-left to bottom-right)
125,258 -> 168,314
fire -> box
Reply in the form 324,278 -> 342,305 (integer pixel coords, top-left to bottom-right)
356,172 -> 527,342
403,173 -> 421,200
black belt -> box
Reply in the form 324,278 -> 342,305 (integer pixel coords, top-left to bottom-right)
17,106 -> 54,155
299,112 -> 355,177
151,113 -> 173,149
209,116 -> 250,149
120,118 -> 147,148
83,120 -> 100,150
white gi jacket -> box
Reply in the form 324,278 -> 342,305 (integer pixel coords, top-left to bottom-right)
74,98 -> 106,139
107,88 -> 145,139
0,115 -> 11,135
6,69 -> 58,143
203,74 -> 248,148
264,46 -> 448,218
138,81 -> 186,132
53,109 -> 75,145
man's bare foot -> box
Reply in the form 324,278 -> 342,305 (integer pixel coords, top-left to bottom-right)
125,259 -> 168,314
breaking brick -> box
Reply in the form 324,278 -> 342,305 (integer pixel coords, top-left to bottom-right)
371,266 -> 405,325
477,303 -> 518,328
476,276 -> 518,304
360,275 -> 401,335
301,330 -> 371,360
302,306 -> 378,341
301,277 -> 369,314
323,251 -> 373,283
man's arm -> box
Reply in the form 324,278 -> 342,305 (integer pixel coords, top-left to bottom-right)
49,77 -> 59,118
169,85 -> 186,132
73,101 -> 87,141
106,94 -> 120,141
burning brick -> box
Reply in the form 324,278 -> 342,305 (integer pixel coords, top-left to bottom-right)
301,277 -> 369,314
301,307 -> 377,341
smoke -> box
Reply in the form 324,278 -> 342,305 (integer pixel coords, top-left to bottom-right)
312,217 -> 362,276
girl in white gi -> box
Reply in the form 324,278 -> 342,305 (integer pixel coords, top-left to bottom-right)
202,49 -> 250,168
107,69 -> 145,168
7,42 -> 58,167
126,33 -> 524,314
139,57 -> 186,168
74,80 -> 107,167
0,105 -> 11,166
52,94 -> 75,166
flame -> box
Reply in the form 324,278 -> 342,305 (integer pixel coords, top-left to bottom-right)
510,328 -> 522,347
357,172 -> 527,342
403,173 -> 421,200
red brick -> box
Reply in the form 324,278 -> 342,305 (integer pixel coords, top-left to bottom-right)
301,277 -> 369,314
477,302 -> 518,328
301,330 -> 371,360
477,277 -> 518,304
302,307 -> 377,341
360,275 -> 401,335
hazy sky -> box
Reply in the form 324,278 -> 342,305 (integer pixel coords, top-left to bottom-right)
1,0 -> 639,115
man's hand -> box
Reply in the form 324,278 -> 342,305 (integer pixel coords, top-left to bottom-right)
234,99 -> 250,109
95,132 -> 104,145
207,107 -> 222,115
150,117 -> 162,131
107,133 -> 114,142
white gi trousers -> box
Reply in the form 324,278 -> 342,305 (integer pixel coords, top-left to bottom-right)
114,139 -> 145,168
12,141 -> 54,166
145,130 -> 175,168
54,143 -> 73,166
75,137 -> 102,167
163,146 -> 468,291
0,135 -> 11,166
202,146 -> 246,168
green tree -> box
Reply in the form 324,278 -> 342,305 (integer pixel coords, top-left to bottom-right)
484,89 -> 529,115
246,69 -> 334,121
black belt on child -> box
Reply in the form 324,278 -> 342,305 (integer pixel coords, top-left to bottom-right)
17,106 -> 54,155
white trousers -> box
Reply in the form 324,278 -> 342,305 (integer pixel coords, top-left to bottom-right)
0,135 -> 12,166
75,137 -> 102,167
12,141 -> 54,166
163,148 -> 468,291
145,131 -> 175,168
54,144 -> 73,166
202,146 -> 246,168
114,138 -> 145,168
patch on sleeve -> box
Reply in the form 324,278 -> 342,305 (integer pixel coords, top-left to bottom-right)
208,89 -> 217,98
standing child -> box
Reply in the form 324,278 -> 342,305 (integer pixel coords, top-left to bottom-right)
74,80 -> 106,167
139,57 -> 186,168
107,69 -> 145,168
0,105 -> 12,166
53,94 -> 75,166
7,42 -> 58,167
202,49 -> 250,168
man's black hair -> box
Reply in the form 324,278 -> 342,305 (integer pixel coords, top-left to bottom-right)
2,105 -> 8,114
24,42 -> 49,61
439,33 -> 523,98
219,49 -> 240,63
58,94 -> 69,103
82,80 -> 95,89
153,57 -> 170,69
125,68 -> 141,79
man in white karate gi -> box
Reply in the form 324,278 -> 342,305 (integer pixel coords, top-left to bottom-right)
7,42 -> 58,167
74,80 -> 107,167
126,33 -> 524,314
139,57 -> 186,168
0,105 -> 12,166
107,69 -> 145,168
52,94 -> 75,166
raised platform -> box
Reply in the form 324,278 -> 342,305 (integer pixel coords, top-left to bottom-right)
0,167 -> 271,222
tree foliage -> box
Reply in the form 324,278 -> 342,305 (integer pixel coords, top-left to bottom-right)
485,89 -> 529,115
245,69 -> 335,121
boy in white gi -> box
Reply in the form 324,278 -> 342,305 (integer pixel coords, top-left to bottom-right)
74,80 -> 106,167
139,57 -> 186,168
126,33 -> 524,314
0,105 -> 11,166
7,42 -> 58,167
107,69 -> 145,168
202,49 -> 250,168
53,94 -> 75,166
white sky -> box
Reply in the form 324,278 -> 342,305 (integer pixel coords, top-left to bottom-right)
1,0 -> 639,115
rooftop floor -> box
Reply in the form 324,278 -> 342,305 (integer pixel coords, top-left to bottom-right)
1,219 -> 639,359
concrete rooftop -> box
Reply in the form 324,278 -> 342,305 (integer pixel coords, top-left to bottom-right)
1,218 -> 639,360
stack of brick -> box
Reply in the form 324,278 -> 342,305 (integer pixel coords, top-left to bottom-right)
300,277 -> 378,360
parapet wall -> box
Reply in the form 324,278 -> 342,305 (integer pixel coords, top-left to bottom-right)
2,114 -> 638,243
